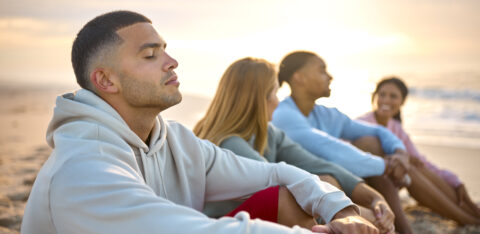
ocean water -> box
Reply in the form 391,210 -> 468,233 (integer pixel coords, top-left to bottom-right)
403,85 -> 480,149
302,72 -> 480,150
395,72 -> 480,149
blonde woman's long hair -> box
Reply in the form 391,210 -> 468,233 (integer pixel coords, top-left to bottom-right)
194,57 -> 277,155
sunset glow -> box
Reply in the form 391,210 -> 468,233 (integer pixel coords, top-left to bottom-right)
0,0 -> 479,103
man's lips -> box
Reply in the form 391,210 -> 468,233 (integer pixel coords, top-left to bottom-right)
165,75 -> 180,86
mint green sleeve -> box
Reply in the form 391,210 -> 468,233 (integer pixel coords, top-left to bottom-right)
219,136 -> 268,162
270,126 -> 363,196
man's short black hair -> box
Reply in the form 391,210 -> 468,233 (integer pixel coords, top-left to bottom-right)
278,51 -> 317,87
71,10 -> 152,91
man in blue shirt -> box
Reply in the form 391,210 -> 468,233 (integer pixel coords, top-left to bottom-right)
272,51 -> 413,234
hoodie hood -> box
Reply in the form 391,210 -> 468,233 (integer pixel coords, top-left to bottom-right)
46,89 -> 166,156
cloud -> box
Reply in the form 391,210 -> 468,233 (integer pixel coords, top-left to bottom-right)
0,18 -> 73,47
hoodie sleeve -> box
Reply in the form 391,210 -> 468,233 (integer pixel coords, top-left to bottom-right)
202,139 -> 357,224
49,153 -> 314,234
272,102 -> 386,177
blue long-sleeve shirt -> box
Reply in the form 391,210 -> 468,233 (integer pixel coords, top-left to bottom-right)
272,97 -> 406,178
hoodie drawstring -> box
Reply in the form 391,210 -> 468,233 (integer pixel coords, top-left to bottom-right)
140,118 -> 169,199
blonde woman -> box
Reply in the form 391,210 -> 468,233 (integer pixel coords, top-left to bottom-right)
194,57 -> 395,233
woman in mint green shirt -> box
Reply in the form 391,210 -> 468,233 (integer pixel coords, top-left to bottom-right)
194,57 -> 395,233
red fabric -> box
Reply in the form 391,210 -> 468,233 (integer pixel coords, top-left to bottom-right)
225,186 -> 279,223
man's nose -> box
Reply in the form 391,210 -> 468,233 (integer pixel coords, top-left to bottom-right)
164,52 -> 178,71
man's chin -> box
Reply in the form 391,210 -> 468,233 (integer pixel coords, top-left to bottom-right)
321,91 -> 331,98
150,91 -> 182,112
175,93 -> 183,105
164,92 -> 182,109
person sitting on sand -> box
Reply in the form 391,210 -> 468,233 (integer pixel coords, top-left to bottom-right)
21,11 -> 379,234
271,51 -> 413,234
357,76 -> 480,226
194,57 -> 396,233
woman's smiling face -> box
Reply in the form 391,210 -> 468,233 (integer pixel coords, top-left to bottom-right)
374,82 -> 405,119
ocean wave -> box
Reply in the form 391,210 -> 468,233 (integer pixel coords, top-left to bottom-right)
438,109 -> 480,123
406,124 -> 480,149
409,87 -> 480,102
409,134 -> 480,150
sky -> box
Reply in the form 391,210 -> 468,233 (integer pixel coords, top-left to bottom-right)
0,0 -> 479,107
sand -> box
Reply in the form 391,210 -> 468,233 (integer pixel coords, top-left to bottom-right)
0,84 -> 479,233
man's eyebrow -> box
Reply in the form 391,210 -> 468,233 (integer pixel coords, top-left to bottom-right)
138,42 -> 166,53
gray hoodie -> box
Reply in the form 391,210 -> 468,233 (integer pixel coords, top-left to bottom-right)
21,89 -> 355,234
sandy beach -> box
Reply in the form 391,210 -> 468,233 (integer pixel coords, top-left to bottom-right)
0,84 -> 479,233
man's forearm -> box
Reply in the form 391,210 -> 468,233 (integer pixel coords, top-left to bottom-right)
350,182 -> 385,209
333,205 -> 360,219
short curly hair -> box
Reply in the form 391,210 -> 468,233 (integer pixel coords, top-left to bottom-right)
71,10 -> 151,91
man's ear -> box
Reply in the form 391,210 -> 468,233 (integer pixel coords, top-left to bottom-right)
291,71 -> 305,86
90,68 -> 119,93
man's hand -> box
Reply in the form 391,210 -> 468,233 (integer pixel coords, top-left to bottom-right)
371,200 -> 395,234
384,157 -> 407,186
311,206 -> 379,234
311,216 -> 379,234
391,150 -> 410,170
385,150 -> 410,187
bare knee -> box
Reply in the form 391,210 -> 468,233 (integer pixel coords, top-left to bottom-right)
318,175 -> 341,190
278,186 -> 317,228
278,186 -> 291,201
353,136 -> 384,156
278,186 -> 298,212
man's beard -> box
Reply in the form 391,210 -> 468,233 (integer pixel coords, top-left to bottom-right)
119,72 -> 182,110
